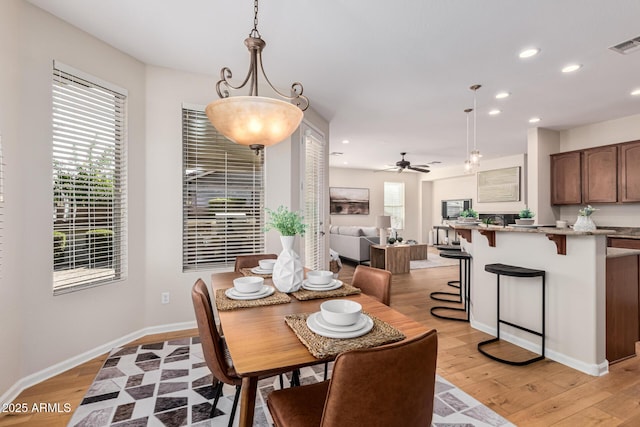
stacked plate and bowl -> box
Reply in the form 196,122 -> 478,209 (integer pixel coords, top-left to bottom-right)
306,299 -> 374,338
250,259 -> 276,275
225,276 -> 275,300
302,270 -> 343,291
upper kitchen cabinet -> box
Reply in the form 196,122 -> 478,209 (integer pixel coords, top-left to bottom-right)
551,151 -> 582,205
582,145 -> 618,203
619,140 -> 640,203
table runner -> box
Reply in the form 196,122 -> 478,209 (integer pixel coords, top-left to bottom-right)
291,283 -> 361,301
284,312 -> 406,359
239,267 -> 272,278
215,288 -> 291,311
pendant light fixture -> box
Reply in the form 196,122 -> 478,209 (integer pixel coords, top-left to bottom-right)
464,108 -> 473,173
469,84 -> 482,166
206,0 -> 309,154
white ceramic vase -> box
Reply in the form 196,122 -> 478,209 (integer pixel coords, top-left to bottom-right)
573,215 -> 596,232
272,235 -> 304,293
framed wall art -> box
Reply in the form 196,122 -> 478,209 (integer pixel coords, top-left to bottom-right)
329,187 -> 370,215
477,167 -> 521,203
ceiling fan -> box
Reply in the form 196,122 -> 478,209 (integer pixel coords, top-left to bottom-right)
380,152 -> 431,173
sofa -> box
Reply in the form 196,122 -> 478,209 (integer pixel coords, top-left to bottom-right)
329,225 -> 380,263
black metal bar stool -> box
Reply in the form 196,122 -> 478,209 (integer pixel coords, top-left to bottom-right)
477,263 -> 546,366
433,244 -> 463,289
430,251 -> 472,322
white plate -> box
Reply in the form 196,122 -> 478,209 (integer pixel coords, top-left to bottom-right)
314,312 -> 369,332
250,267 -> 273,275
508,224 -> 539,228
306,312 -> 374,339
225,285 -> 275,300
302,279 -> 342,291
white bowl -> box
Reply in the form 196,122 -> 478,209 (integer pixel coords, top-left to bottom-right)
307,270 -> 334,285
258,259 -> 276,271
233,276 -> 264,293
320,300 -> 362,326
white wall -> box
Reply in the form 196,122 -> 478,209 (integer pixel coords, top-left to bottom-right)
557,113 -> 640,227
0,0 -> 25,400
527,128 -> 560,225
425,154 -> 528,229
0,0 -> 147,397
329,168 -> 422,242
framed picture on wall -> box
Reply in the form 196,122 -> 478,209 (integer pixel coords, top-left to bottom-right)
477,166 -> 521,202
329,187 -> 370,215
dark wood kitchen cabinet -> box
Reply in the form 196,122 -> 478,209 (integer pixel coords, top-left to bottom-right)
619,140 -> 640,203
582,145 -> 618,203
550,151 -> 582,205
606,254 -> 640,364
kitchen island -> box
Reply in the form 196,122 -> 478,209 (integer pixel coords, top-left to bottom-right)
452,224 -> 613,376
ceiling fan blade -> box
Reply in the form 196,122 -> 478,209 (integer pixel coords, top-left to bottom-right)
411,164 -> 429,168
408,166 -> 430,173
374,166 -> 400,173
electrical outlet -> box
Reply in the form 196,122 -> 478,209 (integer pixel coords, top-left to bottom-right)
161,292 -> 170,304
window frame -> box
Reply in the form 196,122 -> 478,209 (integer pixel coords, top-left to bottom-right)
182,104 -> 266,271
383,181 -> 405,230
52,61 -> 128,295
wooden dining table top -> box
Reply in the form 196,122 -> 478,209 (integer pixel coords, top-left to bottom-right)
210,271 -> 431,377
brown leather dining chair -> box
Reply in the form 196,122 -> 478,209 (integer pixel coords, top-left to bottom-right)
351,265 -> 392,306
192,278 -> 283,426
267,329 -> 438,427
233,253 -> 277,272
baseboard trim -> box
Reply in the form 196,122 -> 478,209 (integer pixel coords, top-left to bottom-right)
470,319 -> 609,377
0,321 -> 196,406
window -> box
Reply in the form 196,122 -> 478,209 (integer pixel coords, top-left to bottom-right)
52,62 -> 127,294
182,106 -> 265,270
384,182 -> 405,230
301,125 -> 326,270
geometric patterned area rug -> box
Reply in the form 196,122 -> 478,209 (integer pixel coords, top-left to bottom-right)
68,338 -> 514,427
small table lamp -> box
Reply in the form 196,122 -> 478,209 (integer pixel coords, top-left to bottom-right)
376,215 -> 392,245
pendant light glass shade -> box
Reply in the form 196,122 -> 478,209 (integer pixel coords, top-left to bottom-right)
470,84 -> 482,166
207,0 -> 308,153
206,96 -> 303,148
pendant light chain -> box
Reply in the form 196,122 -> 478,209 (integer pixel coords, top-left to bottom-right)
250,0 -> 261,38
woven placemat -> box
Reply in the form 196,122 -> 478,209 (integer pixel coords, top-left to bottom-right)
215,288 -> 291,311
284,312 -> 406,359
291,283 -> 361,301
239,267 -> 272,278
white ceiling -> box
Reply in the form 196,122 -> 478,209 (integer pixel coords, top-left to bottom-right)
28,0 -> 640,172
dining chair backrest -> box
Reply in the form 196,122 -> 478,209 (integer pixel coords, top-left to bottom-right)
234,253 -> 278,272
191,279 -> 240,386
351,265 -> 392,306
320,329 -> 438,427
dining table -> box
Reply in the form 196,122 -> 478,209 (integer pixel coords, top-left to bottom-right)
210,271 -> 431,427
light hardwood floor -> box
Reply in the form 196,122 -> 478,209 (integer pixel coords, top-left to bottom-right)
2,251 -> 640,426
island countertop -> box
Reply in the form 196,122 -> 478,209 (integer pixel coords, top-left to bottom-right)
450,223 -> 614,236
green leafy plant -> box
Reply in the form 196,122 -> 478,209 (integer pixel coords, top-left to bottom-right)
460,208 -> 478,219
265,206 -> 307,236
578,205 -> 598,216
518,208 -> 535,219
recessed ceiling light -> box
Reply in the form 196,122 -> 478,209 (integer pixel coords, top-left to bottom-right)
529,117 -> 541,123
562,64 -> 582,73
342,139 -> 349,144
488,109 -> 501,115
495,92 -> 510,99
631,88 -> 640,96
519,48 -> 540,58
343,161 -> 349,165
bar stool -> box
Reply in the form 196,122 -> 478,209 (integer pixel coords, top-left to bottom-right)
433,244 -> 463,290
477,263 -> 546,366
430,251 -> 472,322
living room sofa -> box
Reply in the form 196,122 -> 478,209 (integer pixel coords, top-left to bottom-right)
329,225 -> 380,263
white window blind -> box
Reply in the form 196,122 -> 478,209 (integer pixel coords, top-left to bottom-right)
303,128 -> 326,270
182,107 -> 265,271
52,62 -> 128,294
384,182 -> 405,230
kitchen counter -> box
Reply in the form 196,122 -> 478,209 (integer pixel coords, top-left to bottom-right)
453,225 -> 609,376
607,247 -> 640,258
452,223 -> 614,235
